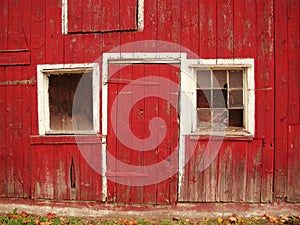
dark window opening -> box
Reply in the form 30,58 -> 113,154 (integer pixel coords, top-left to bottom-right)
48,72 -> 93,133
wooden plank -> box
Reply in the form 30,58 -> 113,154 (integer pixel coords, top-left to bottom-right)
115,65 -> 132,204
232,142 -> 247,202
216,0 -> 234,58
64,34 -> 83,63
134,0 -> 158,44
68,0 -> 83,32
45,0 -> 63,64
7,0 -> 28,50
0,67 -> 7,197
119,0 -> 137,30
203,141 -> 220,202
5,67 -> 15,197
245,139 -> 263,203
169,65 -> 179,204
274,0 -> 288,200
195,142 -> 206,202
106,63 -> 119,202
30,0 -> 46,135
53,145 -> 68,200
22,65 -> 31,198
0,51 -> 30,65
157,0 -> 173,202
130,64 -> 145,204
170,0 -> 181,49
13,67 -> 24,197
287,125 -> 300,202
217,142 -> 233,202
157,64 -> 172,204
288,0 -> 300,125
233,0 -> 257,58
79,144 -> 94,200
33,145 -> 54,199
256,0 -> 275,203
0,0 -> 8,50
101,0 -> 120,31
91,144 -> 103,201
199,0 -> 217,58
181,0 -> 199,56
143,64 -> 159,204
82,0 -> 95,32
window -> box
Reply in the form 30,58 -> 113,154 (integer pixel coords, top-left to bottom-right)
184,59 -> 255,137
197,68 -> 245,129
37,64 -> 100,135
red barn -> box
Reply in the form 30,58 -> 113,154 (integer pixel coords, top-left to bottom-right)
0,0 -> 299,212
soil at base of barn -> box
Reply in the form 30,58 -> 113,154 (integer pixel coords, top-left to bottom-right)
1,211 -> 300,225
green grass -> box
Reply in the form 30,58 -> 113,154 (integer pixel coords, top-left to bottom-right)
0,209 -> 299,225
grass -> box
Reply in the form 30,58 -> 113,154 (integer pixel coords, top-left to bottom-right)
0,209 -> 299,225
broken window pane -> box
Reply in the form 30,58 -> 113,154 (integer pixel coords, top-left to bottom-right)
212,70 -> 227,88
229,70 -> 243,88
229,109 -> 243,127
212,108 -> 228,129
197,89 -> 211,108
197,70 -> 211,88
197,109 -> 211,128
229,90 -> 243,107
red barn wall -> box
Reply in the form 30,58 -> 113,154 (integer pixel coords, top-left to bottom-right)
0,0 -> 299,203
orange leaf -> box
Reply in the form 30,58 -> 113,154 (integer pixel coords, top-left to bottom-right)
46,213 -> 57,220
21,212 -> 29,218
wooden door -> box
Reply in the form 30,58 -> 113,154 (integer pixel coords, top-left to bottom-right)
106,63 -> 180,204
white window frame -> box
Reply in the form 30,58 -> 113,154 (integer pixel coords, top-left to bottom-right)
182,58 -> 255,137
37,63 -> 100,135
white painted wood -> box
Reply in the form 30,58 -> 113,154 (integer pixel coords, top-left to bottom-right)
61,0 -> 68,34
137,0 -> 144,31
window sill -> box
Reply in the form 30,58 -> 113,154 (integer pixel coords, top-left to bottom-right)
188,129 -> 254,141
30,134 -> 105,145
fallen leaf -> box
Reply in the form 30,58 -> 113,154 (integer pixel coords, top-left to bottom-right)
46,213 -> 57,220
40,222 -> 53,225
21,212 -> 29,218
228,216 -> 238,223
217,218 -> 223,224
22,219 -> 32,224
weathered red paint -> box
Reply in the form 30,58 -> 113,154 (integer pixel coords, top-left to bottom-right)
0,0 -> 299,206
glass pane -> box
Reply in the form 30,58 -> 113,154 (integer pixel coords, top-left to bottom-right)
229,70 -> 243,88
213,89 -> 227,108
197,70 -> 211,88
197,109 -> 211,128
197,89 -> 211,108
229,90 -> 243,107
229,109 -> 243,127
212,108 -> 228,129
212,70 -> 227,88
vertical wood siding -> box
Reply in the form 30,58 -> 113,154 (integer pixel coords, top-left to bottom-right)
0,0 -> 299,203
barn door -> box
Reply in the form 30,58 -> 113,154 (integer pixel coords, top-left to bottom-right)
106,63 -> 180,204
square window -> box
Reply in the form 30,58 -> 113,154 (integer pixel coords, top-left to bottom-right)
190,60 -> 254,137
37,64 -> 100,135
